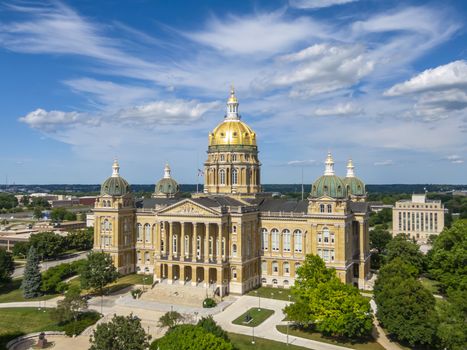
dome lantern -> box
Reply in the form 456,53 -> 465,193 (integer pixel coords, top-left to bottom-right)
346,159 -> 355,178
343,158 -> 366,197
226,85 -> 240,120
153,163 -> 180,198
310,152 -> 347,199
101,159 -> 131,196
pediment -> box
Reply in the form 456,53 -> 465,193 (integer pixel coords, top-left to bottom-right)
158,199 -> 219,216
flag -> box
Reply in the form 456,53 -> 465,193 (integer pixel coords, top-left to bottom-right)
197,169 -> 204,177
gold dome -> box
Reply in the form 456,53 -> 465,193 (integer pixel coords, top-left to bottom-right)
209,120 -> 256,146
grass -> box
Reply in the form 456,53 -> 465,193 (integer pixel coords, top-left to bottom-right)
276,326 -> 385,350
232,308 -> 275,327
419,277 -> 441,295
0,279 -> 59,303
228,332 -> 309,350
68,273 -> 154,296
0,307 -> 99,350
247,286 -> 294,301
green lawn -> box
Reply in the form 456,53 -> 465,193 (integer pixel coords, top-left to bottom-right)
0,307 -> 100,349
276,326 -> 385,350
247,286 -> 294,301
228,332 -> 310,350
419,277 -> 441,295
0,279 -> 59,303
232,308 -> 275,327
68,273 -> 155,296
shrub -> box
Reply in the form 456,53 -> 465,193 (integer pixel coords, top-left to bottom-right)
62,311 -> 101,336
131,288 -> 143,299
203,297 -> 217,308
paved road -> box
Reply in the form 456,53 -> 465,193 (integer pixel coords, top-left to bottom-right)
12,251 -> 89,278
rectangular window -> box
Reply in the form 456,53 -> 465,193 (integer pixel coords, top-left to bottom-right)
323,249 -> 329,262
318,233 -> 322,243
330,234 -> 335,244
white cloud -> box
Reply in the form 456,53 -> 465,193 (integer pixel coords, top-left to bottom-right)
254,43 -> 374,97
445,155 -> 464,164
315,102 -> 363,116
385,60 -> 467,96
19,109 -> 95,131
290,0 -> 358,9
185,12 -> 327,56
374,160 -> 394,166
115,100 -> 222,125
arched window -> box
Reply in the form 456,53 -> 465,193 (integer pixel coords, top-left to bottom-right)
144,224 -> 151,243
272,261 -> 278,273
284,280 -> 289,287
320,204 -> 325,213
294,230 -> 302,252
232,244 -> 237,256
232,168 -> 238,185
209,237 -> 213,255
232,267 -> 237,280
261,260 -> 267,273
261,278 -> 267,284
261,228 -> 268,251
327,204 -> 332,213
323,227 -> 330,243
272,279 -> 278,285
161,239 -> 165,252
137,223 -> 142,242
184,235 -> 189,257
232,154 -> 237,162
219,169 -> 226,185
271,229 -> 279,251
283,229 -> 291,252
284,262 -> 290,274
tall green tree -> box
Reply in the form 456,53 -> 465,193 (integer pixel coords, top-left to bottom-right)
427,219 -> 467,292
66,228 -> 93,251
33,207 -> 43,220
0,248 -> 15,283
436,289 -> 467,350
22,246 -> 42,298
285,254 -> 373,338
385,235 -> 425,273
51,285 -> 88,325
29,232 -> 65,259
158,311 -> 185,329
12,241 -> 30,258
151,325 -> 233,350
370,228 -> 392,253
80,252 -> 118,295
197,316 -> 229,341
90,314 -> 151,350
374,259 -> 437,347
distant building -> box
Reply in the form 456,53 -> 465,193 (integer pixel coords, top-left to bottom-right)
368,202 -> 393,213
392,194 -> 445,242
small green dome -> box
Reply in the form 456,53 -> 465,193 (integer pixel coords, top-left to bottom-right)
155,177 -> 180,196
101,176 -> 131,196
311,175 -> 348,199
100,159 -> 131,196
343,177 -> 365,196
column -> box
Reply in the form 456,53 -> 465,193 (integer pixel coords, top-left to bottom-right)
216,223 -> 222,262
180,265 -> 185,284
168,222 -> 173,260
217,268 -> 223,297
204,267 -> 210,288
154,222 -> 161,259
359,221 -> 366,287
167,263 -> 173,285
192,223 -> 198,261
291,230 -> 295,258
180,222 -> 185,261
204,224 -> 210,263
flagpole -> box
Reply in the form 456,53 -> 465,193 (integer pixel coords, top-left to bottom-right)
301,167 -> 304,201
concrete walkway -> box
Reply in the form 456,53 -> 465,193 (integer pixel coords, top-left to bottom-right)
214,296 -> 351,350
370,300 -> 403,350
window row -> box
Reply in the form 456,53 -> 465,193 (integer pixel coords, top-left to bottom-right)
317,249 -> 335,262
319,204 -> 333,213
261,229 -> 303,253
317,227 -> 335,245
262,260 -> 301,275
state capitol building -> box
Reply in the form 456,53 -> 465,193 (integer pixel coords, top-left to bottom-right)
93,88 -> 371,296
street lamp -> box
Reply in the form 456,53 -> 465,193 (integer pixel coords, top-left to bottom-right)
252,326 -> 255,344
287,295 -> 292,346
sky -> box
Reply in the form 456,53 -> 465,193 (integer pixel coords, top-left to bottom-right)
0,0 -> 466,185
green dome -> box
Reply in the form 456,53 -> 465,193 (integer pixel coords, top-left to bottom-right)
343,177 -> 365,196
101,176 -> 131,196
155,178 -> 180,196
311,175 -> 348,199
100,160 -> 131,196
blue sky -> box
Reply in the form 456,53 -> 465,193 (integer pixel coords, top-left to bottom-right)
0,0 -> 466,185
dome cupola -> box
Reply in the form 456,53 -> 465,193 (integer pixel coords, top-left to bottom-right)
153,163 -> 180,198
100,159 -> 131,196
311,152 -> 347,199
343,159 -> 365,197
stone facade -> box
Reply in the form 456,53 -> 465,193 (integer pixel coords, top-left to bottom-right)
93,89 -> 371,296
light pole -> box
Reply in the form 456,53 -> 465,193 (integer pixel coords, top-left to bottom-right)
255,290 -> 260,311
252,325 -> 255,344
287,294 -> 292,346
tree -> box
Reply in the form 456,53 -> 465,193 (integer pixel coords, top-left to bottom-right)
436,289 -> 467,350
0,249 -> 15,283
20,195 -> 30,206
374,259 -> 437,347
197,316 -> 229,341
29,197 -> 50,209
12,241 -> 30,258
427,219 -> 467,292
151,325 -> 233,350
66,228 -> 93,251
51,207 -> 76,222
158,311 -> 185,329
51,285 -> 88,326
21,246 -> 42,298
370,228 -> 392,253
80,252 -> 118,295
385,235 -> 425,274
285,254 -> 373,338
90,314 -> 151,350
0,193 -> 18,209
29,232 -> 65,259
33,207 -> 43,220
